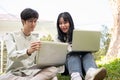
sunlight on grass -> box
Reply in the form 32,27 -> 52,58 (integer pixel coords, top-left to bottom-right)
57,58 -> 120,80
97,58 -> 120,80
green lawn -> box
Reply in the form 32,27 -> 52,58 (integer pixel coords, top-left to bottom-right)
58,58 -> 120,80
58,74 -> 70,80
98,58 -> 120,80
0,58 -> 120,80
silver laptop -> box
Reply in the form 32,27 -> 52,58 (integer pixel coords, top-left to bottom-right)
72,29 -> 101,52
36,41 -> 68,68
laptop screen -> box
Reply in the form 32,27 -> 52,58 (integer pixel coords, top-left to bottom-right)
72,29 -> 101,52
36,41 -> 68,68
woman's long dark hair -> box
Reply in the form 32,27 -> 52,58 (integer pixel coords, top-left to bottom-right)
57,12 -> 74,43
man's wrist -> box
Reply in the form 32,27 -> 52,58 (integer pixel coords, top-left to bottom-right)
27,49 -> 31,56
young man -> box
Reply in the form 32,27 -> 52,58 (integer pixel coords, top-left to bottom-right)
0,8 -> 58,80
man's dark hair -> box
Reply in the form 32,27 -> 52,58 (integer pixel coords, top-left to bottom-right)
20,8 -> 39,20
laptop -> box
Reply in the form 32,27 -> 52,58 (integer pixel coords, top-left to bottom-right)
72,29 -> 101,52
35,41 -> 68,68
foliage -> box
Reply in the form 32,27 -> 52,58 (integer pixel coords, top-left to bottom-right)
40,34 -> 54,41
98,58 -> 120,80
94,25 -> 111,60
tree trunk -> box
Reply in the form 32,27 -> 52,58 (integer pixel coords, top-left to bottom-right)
106,0 -> 120,60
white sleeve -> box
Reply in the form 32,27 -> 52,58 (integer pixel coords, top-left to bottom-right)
68,44 -> 72,52
4,33 -> 29,61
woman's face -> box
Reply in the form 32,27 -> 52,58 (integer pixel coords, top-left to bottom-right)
59,17 -> 70,33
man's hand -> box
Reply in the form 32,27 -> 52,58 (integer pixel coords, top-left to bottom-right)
27,41 -> 41,55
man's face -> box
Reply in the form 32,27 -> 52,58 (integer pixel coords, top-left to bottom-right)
23,18 -> 38,32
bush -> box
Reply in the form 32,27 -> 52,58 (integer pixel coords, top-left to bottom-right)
40,34 -> 54,41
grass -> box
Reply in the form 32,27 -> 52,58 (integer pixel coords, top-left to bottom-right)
58,74 -> 70,80
1,58 -> 120,80
57,58 -> 120,80
98,58 -> 120,80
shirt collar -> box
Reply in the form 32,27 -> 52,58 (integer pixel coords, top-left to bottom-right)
20,29 -> 32,40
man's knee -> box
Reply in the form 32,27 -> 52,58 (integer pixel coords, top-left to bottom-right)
46,66 -> 58,73
41,66 -> 58,77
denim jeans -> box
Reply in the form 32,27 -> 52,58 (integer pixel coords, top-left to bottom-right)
66,52 -> 97,77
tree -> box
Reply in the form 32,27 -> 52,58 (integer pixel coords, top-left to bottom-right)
94,25 -> 111,61
106,0 -> 120,60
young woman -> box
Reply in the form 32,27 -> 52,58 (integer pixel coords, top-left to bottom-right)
56,12 -> 107,80
0,8 -> 58,80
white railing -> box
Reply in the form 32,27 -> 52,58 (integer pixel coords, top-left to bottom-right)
0,36 -> 4,73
